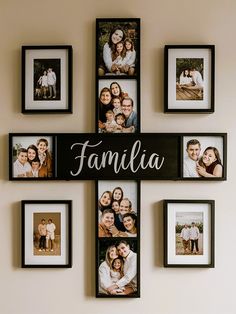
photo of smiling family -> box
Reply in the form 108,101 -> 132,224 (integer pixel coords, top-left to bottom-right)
96,180 -> 139,297
183,135 -> 225,178
97,19 -> 140,77
11,135 -> 54,179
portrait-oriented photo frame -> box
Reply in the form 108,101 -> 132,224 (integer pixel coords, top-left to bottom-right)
22,45 -> 73,114
96,18 -> 140,78
96,180 -> 140,298
164,199 -> 215,268
164,45 -> 215,113
181,133 -> 227,180
9,133 -> 56,180
21,200 -> 72,268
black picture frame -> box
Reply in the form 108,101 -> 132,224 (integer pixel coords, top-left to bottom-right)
96,180 -> 140,298
96,18 -> 140,133
21,200 -> 72,268
164,45 -> 215,113
22,45 -> 73,114
9,133 -> 56,180
164,199 -> 215,268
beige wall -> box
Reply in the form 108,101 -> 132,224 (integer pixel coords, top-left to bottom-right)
1,0 -> 236,313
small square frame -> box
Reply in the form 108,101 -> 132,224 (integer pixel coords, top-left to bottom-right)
22,45 -> 73,114
21,200 -> 72,268
164,45 -> 215,113
164,199 -> 215,268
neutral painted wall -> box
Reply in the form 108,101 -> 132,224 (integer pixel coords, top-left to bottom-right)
1,0 -> 236,313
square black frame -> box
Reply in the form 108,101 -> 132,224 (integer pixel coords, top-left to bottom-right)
21,200 -> 72,268
9,133 -> 56,180
164,45 -> 215,113
96,18 -> 141,133
22,45 -> 73,114
96,180 -> 140,298
164,199 -> 215,268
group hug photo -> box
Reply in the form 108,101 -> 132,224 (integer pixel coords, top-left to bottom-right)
12,135 -> 53,178
97,180 -> 139,297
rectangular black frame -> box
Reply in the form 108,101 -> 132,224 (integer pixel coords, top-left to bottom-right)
22,45 -> 73,114
9,132 -> 227,181
96,18 -> 141,133
164,45 -> 215,113
164,199 -> 215,268
96,180 -> 140,298
21,200 -> 72,268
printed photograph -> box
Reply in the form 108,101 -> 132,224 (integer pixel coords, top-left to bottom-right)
11,135 -> 53,179
97,238 -> 138,296
97,19 -> 140,77
34,212 -> 61,256
176,211 -> 203,255
98,180 -> 138,238
183,135 -> 224,178
98,79 -> 138,133
34,59 -> 61,101
176,58 -> 204,101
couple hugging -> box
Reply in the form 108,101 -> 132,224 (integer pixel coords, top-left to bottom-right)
13,138 -> 52,178
184,139 -> 223,178
99,241 -> 137,295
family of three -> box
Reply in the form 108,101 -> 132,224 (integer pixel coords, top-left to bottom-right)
99,240 -> 137,295
98,186 -> 137,237
98,81 -> 137,133
13,138 -> 52,178
98,26 -> 137,76
184,139 -> 223,178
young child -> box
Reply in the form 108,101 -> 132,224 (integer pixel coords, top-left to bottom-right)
122,38 -> 136,75
115,113 -> 135,133
28,157 -> 40,177
112,97 -> 122,116
110,257 -> 125,294
46,219 -> 56,252
104,110 -> 118,133
13,148 -> 32,177
37,138 -> 52,177
111,42 -> 126,74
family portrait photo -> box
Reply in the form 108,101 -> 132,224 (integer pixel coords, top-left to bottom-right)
34,212 -> 61,256
22,46 -> 72,113
22,200 -> 72,267
97,238 -> 139,296
164,200 -> 215,267
183,135 -> 225,179
97,19 -> 140,77
98,79 -> 138,133
11,135 -> 54,179
176,58 -> 204,101
34,59 -> 61,101
164,45 -> 215,112
98,180 -> 139,238
176,211 -> 203,255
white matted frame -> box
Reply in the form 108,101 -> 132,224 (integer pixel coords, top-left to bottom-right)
164,200 -> 215,268
164,45 -> 215,113
21,200 -> 72,268
22,45 -> 72,114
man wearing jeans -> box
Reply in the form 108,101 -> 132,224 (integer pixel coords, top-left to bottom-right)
190,222 -> 200,254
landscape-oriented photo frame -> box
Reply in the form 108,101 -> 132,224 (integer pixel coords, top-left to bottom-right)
22,45 -> 72,113
164,45 -> 215,113
21,200 -> 72,268
9,134 -> 55,180
96,18 -> 140,77
96,180 -> 140,298
164,200 -> 215,268
97,79 -> 140,133
181,134 -> 227,180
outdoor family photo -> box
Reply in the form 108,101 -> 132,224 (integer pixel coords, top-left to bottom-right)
183,136 -> 224,178
12,136 -> 53,178
98,239 -> 138,296
34,59 -> 61,101
176,58 -> 204,101
98,180 -> 138,238
97,20 -> 139,76
33,212 -> 61,256
98,79 -> 138,133
176,211 -> 203,255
